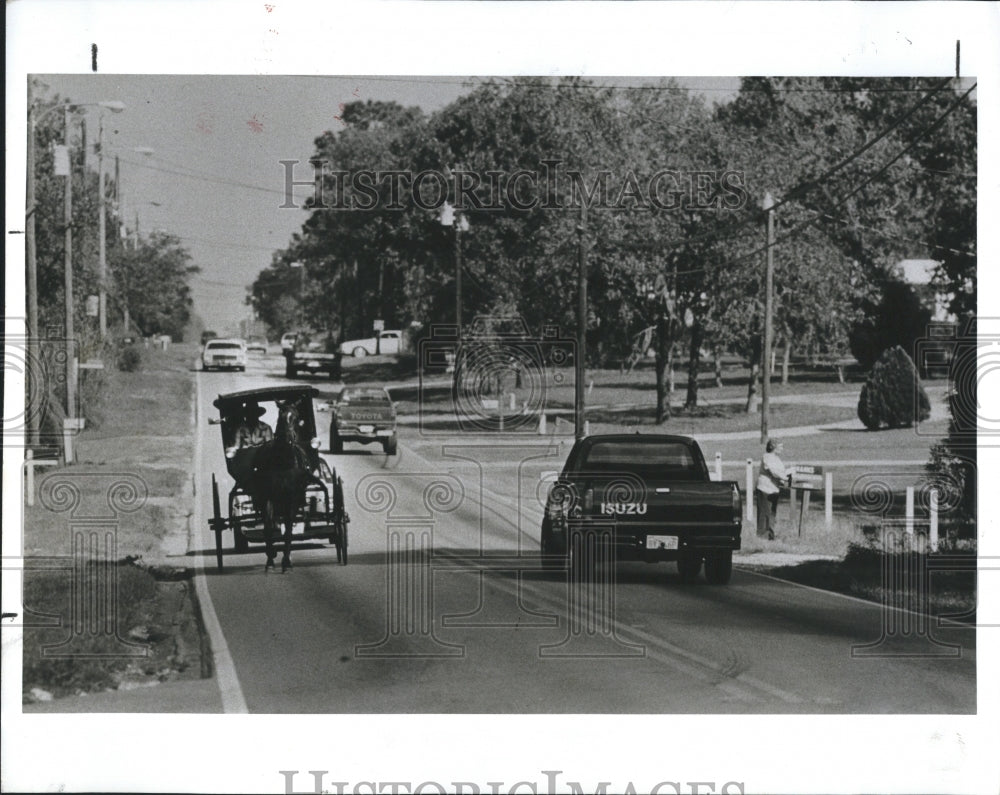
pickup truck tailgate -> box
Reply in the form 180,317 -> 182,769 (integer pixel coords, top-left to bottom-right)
587,478 -> 739,527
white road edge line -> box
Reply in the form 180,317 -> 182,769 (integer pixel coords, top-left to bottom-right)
735,565 -> 978,640
192,369 -> 249,714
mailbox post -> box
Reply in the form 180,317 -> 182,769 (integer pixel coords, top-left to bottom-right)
789,464 -> 824,536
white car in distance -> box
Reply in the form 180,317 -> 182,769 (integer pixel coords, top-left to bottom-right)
202,339 -> 247,371
340,330 -> 401,357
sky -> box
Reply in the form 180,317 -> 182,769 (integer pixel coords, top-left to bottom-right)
36,75 -> 739,336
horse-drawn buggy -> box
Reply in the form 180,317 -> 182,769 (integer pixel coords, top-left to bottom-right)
206,385 -> 349,571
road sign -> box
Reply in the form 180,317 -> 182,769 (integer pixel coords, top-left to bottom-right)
373,319 -> 385,332
790,463 -> 824,490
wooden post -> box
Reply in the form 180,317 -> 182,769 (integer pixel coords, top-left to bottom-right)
905,486 -> 915,536
825,471 -> 833,529
745,459 -> 754,521
538,413 -> 547,435
930,488 -> 939,552
714,452 -> 722,481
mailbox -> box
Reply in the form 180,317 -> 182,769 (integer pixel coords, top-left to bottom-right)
790,463 -> 824,491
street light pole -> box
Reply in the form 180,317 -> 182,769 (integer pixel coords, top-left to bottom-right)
97,115 -> 107,338
576,201 -> 588,441
25,86 -> 41,448
761,192 -> 776,444
63,103 -> 77,422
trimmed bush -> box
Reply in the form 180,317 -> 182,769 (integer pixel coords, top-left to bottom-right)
858,345 -> 931,429
118,345 -> 143,372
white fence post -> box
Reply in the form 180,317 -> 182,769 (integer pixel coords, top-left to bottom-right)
584,420 -> 590,437
538,414 -> 547,435
714,452 -> 722,481
905,486 -> 915,536
25,449 -> 34,507
746,458 -> 754,521
825,471 -> 833,529
930,488 -> 939,552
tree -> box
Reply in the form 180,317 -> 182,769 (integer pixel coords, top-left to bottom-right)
109,231 -> 199,340
849,278 -> 933,369
857,345 -> 931,429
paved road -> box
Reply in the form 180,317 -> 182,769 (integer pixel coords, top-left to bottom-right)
191,355 -> 975,713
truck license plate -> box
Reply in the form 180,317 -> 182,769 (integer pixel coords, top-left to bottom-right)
359,425 -> 374,434
646,535 -> 678,550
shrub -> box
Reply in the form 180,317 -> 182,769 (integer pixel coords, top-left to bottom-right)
118,345 -> 143,372
858,345 -> 931,429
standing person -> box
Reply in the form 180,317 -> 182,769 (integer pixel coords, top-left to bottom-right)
755,438 -> 789,539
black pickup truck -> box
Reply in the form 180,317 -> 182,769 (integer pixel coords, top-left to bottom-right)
283,333 -> 342,379
540,434 -> 743,583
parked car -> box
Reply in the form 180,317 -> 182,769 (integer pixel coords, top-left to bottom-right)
200,330 -> 219,345
202,338 -> 247,371
326,386 -> 397,455
339,330 -> 402,357
246,335 -> 268,354
281,331 -> 299,352
541,434 -> 742,583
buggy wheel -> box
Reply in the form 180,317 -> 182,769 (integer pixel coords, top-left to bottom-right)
211,474 -> 224,570
336,519 -> 349,564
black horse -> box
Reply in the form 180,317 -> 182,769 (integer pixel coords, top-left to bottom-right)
250,400 -> 318,572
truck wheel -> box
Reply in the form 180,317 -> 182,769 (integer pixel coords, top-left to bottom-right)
352,347 -> 367,358
540,518 -> 566,572
330,429 -> 343,454
676,550 -> 702,583
704,550 -> 733,585
383,435 -> 397,456
568,530 -> 595,582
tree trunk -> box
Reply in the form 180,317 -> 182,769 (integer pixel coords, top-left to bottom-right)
713,345 -> 724,388
685,321 -> 703,409
745,336 -> 762,413
655,351 -> 671,424
668,345 -> 675,397
781,326 -> 791,385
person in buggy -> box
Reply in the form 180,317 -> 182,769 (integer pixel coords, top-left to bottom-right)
226,403 -> 273,485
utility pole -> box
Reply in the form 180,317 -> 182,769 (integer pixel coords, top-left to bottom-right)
576,201 -> 588,440
761,192 -> 776,444
25,84 -> 40,448
63,104 -> 77,423
454,217 -> 463,340
97,114 -> 107,337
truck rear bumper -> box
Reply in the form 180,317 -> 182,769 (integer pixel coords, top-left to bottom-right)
550,521 -> 742,560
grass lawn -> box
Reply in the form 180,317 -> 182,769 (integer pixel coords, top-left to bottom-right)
22,342 -> 203,703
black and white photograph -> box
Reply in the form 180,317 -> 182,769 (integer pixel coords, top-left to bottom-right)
4,2 -> 998,794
